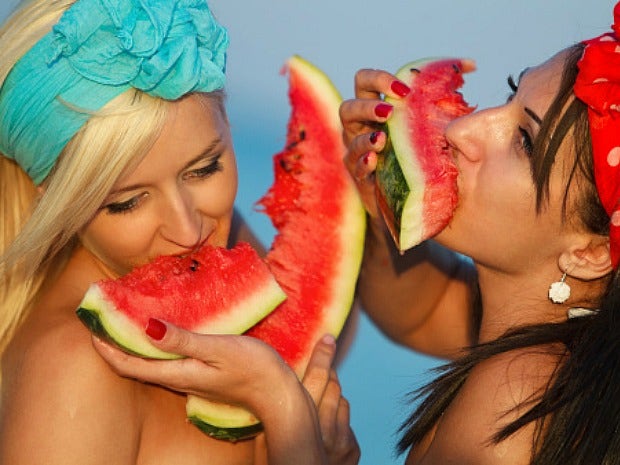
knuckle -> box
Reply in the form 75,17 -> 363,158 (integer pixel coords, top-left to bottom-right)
303,366 -> 330,389
166,328 -> 194,356
354,68 -> 367,83
338,100 -> 350,119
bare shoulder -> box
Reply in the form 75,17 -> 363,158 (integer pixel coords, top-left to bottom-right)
407,251 -> 478,358
419,347 -> 561,465
1,310 -> 142,464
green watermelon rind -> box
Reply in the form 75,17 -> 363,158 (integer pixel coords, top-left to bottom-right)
186,396 -> 264,442
188,55 -> 367,439
377,57 -> 441,252
284,55 -> 366,375
375,136 -> 410,245
288,55 -> 344,134
77,279 -> 287,360
298,183 -> 366,375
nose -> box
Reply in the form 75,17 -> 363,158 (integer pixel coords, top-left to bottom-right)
161,187 -> 203,249
445,106 -> 504,163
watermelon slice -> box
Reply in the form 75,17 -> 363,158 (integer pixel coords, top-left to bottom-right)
251,55 -> 366,374
376,57 -> 475,252
77,242 -> 286,360
186,55 -> 366,440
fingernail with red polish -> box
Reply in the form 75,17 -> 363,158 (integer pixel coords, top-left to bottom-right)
146,318 -> 167,340
369,131 -> 380,144
391,80 -> 410,97
374,103 -> 392,118
362,152 -> 371,165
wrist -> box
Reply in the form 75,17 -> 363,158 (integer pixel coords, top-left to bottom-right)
252,367 -> 308,425
256,373 -> 327,465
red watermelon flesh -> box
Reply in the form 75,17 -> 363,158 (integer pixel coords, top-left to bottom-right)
247,55 -> 366,374
76,242 -> 286,360
376,57 -> 475,252
186,56 -> 366,441
76,55 -> 366,441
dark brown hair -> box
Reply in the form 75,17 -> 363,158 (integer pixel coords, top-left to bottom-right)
398,43 -> 620,464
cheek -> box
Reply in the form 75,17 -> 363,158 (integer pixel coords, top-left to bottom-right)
81,213 -> 160,275
440,161 -> 539,254
196,159 -> 238,216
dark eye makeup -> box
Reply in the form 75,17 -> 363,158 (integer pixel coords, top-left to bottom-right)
506,74 -> 535,157
183,153 -> 223,180
104,193 -> 146,214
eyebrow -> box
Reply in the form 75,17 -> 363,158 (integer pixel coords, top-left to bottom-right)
517,67 -> 543,126
181,137 -> 223,172
524,107 -> 542,126
518,67 -> 529,83
109,137 -> 224,196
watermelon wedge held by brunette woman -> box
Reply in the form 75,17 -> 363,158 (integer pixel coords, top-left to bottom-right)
376,57 -> 475,252
186,55 -> 367,440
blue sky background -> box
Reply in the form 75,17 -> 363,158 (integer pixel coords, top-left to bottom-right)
0,1 -> 615,463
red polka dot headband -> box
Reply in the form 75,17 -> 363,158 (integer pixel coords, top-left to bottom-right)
574,1 -> 620,269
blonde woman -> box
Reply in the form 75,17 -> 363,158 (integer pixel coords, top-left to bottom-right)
0,1 -> 359,464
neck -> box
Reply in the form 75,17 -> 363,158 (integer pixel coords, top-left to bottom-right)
475,264 -> 577,343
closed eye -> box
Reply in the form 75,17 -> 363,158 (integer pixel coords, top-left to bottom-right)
183,154 -> 223,180
507,74 -> 518,92
104,192 -> 148,214
518,126 -> 534,157
506,74 -> 518,103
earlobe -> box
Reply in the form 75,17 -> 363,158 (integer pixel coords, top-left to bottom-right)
559,238 -> 613,280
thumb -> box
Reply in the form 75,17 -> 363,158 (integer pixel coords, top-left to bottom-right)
302,334 -> 337,406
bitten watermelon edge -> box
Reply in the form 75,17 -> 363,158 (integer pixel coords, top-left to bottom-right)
376,57 -> 475,252
186,55 -> 367,441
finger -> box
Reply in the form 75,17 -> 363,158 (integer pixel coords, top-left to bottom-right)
345,128 -> 384,169
349,151 -> 377,186
353,68 -> 409,100
145,318 -> 198,357
92,336 -> 181,383
318,369 -> 342,446
145,318 -> 243,363
324,390 -> 360,465
336,395 -> 351,436
340,98 -> 392,147
339,97 -> 390,127
253,433 -> 269,465
91,334 -> 216,395
302,334 -> 337,406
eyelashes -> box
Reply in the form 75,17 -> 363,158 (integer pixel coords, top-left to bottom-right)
506,74 -> 534,157
506,75 -> 518,102
183,155 -> 223,180
102,154 -> 224,215
104,193 -> 146,214
518,126 -> 534,157
507,74 -> 518,92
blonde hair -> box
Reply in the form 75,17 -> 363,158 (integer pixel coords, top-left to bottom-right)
0,0 -> 172,355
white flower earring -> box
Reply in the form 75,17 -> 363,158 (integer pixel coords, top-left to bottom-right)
548,272 -> 571,304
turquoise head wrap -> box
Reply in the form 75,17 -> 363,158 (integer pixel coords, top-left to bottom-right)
0,0 -> 229,185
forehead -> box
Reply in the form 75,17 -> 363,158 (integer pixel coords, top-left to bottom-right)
518,50 -> 569,111
117,95 -> 230,186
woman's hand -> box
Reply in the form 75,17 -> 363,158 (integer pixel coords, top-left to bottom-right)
91,320 -> 300,418
92,323 -> 359,465
301,335 -> 360,465
339,68 -> 410,220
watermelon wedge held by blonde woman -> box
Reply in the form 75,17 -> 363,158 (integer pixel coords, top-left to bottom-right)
76,242 -> 286,360
188,55 -> 367,440
75,55 -> 366,441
